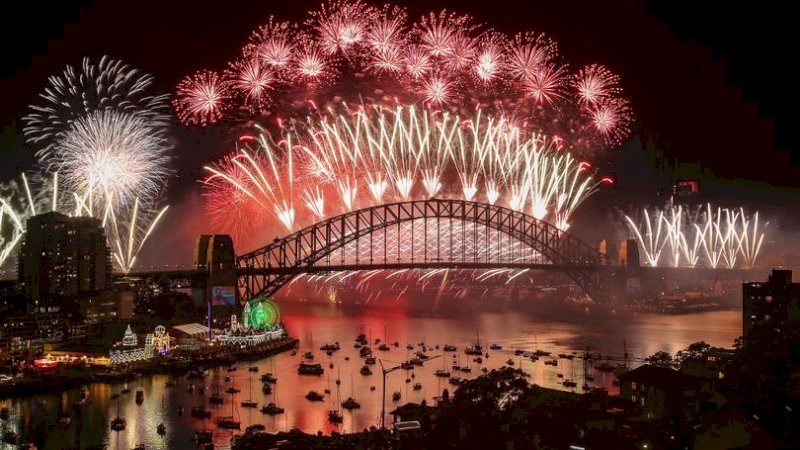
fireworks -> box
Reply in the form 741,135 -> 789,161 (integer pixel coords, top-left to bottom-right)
22,56 -> 171,162
54,110 -> 172,210
0,173 -> 166,273
625,201 -> 767,269
174,0 -> 633,152
204,104 -> 609,241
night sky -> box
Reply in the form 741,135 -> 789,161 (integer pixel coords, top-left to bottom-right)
1,0 -> 797,267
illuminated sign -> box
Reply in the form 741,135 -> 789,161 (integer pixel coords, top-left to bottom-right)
211,286 -> 236,305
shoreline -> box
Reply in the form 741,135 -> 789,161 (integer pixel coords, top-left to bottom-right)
0,336 -> 299,398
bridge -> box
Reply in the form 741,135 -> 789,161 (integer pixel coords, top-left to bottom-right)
236,199 -> 622,303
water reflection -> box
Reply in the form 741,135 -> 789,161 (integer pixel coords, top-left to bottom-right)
1,304 -> 741,449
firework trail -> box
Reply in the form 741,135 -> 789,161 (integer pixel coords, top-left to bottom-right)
625,201 -> 767,268
174,0 -> 633,153
205,104 -> 605,241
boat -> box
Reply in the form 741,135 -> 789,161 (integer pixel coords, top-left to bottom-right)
448,377 -> 462,386
305,390 -> 325,401
291,350 -> 297,356
473,357 -> 483,364
459,366 -> 472,373
443,344 -> 457,352
121,387 -> 132,394
359,347 -> 372,357
224,376 -> 231,382
320,343 -> 340,352
393,341 -> 400,347
226,387 -> 240,394
365,356 -> 376,365
415,351 -> 429,360
324,388 -> 331,394
434,369 -> 450,377
413,383 -> 422,391
355,333 -> 367,345
135,388 -> 144,404
241,376 -> 258,408
209,394 -> 223,404
303,351 -> 314,360
370,386 -> 376,391
544,358 -> 558,366
298,362 -> 324,375
260,373 -> 277,384
111,416 -> 126,431
261,403 -> 284,415
191,406 -> 212,418
342,397 -> 361,410
262,383 -> 272,395
360,365 -> 373,375
248,366 -> 259,372
406,344 -> 414,350
392,391 -> 401,401
192,430 -> 213,443
532,350 -> 551,357
400,361 -> 415,370
464,343 -> 483,355
490,343 -> 503,350
556,373 -> 564,378
327,410 -> 343,423
157,422 -> 166,436
378,343 -> 390,351
216,389 -> 241,429
513,349 -> 525,356
506,359 -> 515,366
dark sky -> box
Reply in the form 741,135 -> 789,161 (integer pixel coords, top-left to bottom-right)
1,0 -> 797,266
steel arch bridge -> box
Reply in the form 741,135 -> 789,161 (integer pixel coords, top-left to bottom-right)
237,199 -> 615,302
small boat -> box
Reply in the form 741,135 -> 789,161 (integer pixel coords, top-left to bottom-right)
359,347 -> 372,357
393,341 -> 400,347
224,376 -> 231,382
191,406 -> 211,418
406,344 -> 414,350
342,397 -> 361,410
378,343 -> 390,351
506,359 -> 515,366
192,430 -> 213,443
327,410 -> 343,423
545,359 -> 558,366
443,344 -> 457,352
225,387 -> 240,394
329,363 -> 334,369
533,350 -> 551,357
344,356 -> 350,361
556,373 -> 564,378
459,366 -> 472,373
513,349 -> 525,356
261,403 -> 284,415
260,373 -> 277,384
413,383 -> 422,391
303,351 -> 314,360
464,344 -> 483,355
335,378 -> 341,385
248,366 -> 259,372
208,394 -> 224,404
360,365 -> 373,375
563,380 -> 577,388
415,351 -> 429,360
326,350 -> 333,356
355,334 -> 367,345
121,387 -> 132,394
305,390 -> 325,401
490,343 -> 503,350
240,400 -> 258,408
473,357 -> 483,364
157,422 -> 166,435
135,389 -> 144,404
365,356 -> 376,365
405,378 -> 411,383
435,369 -> 450,377
320,343 -> 340,352
370,386 -> 376,391
324,388 -> 331,394
262,384 -> 272,395
111,417 -> 126,431
216,417 -> 240,429
291,350 -> 297,356
401,361 -> 415,370
298,362 -> 324,376
448,377 -> 462,386
392,391 -> 401,401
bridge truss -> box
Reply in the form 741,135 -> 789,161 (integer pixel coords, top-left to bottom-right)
237,199 -> 613,302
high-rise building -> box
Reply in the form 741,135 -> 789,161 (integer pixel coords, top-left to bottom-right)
18,212 -> 111,313
742,269 -> 800,341
193,235 -> 237,306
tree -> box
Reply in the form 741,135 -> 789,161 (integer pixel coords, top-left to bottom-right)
674,341 -> 711,365
645,350 -> 675,368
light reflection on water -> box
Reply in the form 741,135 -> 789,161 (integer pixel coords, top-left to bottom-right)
0,303 -> 741,449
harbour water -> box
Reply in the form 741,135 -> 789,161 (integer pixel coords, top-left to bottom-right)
0,302 -> 742,450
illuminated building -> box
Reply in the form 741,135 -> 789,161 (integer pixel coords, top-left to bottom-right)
742,269 -> 800,342
109,324 -> 172,365
17,212 -> 111,313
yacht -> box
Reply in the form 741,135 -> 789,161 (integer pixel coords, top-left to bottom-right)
261,403 -> 284,415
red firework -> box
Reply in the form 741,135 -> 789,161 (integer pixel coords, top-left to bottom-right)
573,64 -> 621,105
228,60 -> 275,110
173,70 -> 231,126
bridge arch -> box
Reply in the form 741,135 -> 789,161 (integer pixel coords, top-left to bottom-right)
237,199 -> 612,302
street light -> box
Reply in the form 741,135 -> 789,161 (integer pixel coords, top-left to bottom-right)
378,354 -> 441,429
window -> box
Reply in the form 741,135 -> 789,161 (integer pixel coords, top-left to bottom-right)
631,382 -> 637,390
